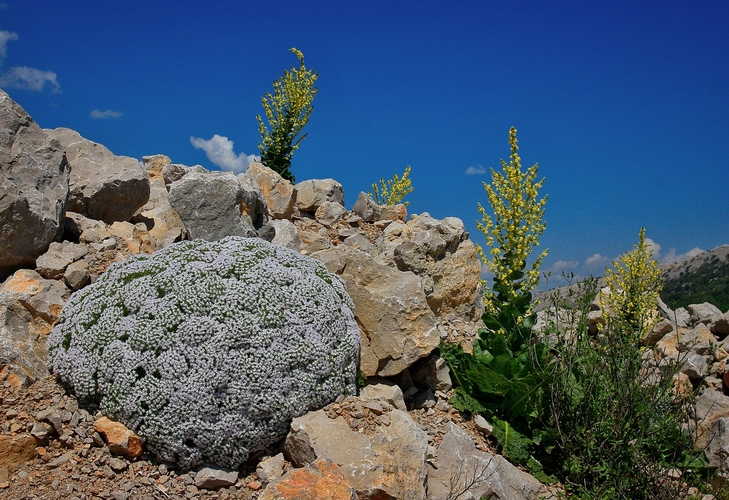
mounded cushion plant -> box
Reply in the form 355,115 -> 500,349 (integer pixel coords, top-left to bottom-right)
47,236 -> 360,470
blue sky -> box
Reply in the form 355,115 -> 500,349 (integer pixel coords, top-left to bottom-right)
2,0 -> 727,285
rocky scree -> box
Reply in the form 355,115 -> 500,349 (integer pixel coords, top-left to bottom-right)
46,236 -> 360,471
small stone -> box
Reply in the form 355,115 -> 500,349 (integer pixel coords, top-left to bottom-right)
47,451 -> 74,469
194,467 -> 238,489
473,415 -> 494,437
109,457 -> 128,472
248,480 -> 262,490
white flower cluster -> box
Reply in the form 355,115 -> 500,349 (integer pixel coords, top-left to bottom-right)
47,236 -> 360,470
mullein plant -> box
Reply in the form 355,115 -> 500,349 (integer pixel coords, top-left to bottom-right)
600,227 -> 662,337
477,126 -> 548,317
256,48 -> 318,183
440,127 -> 553,479
369,165 -> 414,206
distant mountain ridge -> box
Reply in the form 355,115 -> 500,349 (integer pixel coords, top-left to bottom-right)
660,244 -> 729,312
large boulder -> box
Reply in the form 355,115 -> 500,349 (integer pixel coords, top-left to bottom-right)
316,245 -> 441,377
246,162 -> 295,219
0,269 -> 69,390
428,422 -> 546,500
284,400 -> 429,499
294,179 -> 344,213
377,213 -> 483,322
45,127 -> 149,224
168,170 -> 258,241
0,90 -> 70,279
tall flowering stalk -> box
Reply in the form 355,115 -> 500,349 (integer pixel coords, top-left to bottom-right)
478,127 -> 548,314
600,227 -> 662,337
257,48 -> 318,182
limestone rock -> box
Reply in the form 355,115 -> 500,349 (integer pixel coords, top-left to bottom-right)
712,312 -> 729,338
0,270 -> 69,389
317,245 -> 440,377
93,416 -> 143,458
246,162 -> 295,219
168,170 -> 257,240
377,213 -> 483,322
315,201 -> 348,228
260,458 -> 357,500
45,127 -> 149,223
270,219 -> 302,252
284,407 -> 428,499
689,302 -> 723,326
0,90 -> 70,279
35,241 -> 88,279
692,389 -> 729,472
410,353 -> 453,392
294,179 -> 344,213
351,192 -> 381,222
257,453 -> 287,483
194,467 -> 239,489
428,422 -> 546,500
135,155 -> 187,249
359,381 -> 407,411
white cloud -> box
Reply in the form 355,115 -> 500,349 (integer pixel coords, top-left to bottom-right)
0,30 -> 18,65
465,164 -> 486,175
644,237 -> 661,259
0,66 -> 60,93
659,246 -> 704,264
551,260 -> 579,272
644,237 -> 704,264
190,134 -> 259,174
585,253 -> 608,266
90,109 -> 123,119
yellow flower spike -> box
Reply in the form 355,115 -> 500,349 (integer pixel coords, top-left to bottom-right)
478,127 -> 548,312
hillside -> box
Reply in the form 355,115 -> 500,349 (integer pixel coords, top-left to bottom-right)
660,245 -> 729,312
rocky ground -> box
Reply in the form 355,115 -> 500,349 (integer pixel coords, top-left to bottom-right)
0,373 -> 509,500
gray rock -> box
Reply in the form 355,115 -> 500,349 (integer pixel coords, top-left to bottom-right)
37,407 -> 64,435
410,353 -> 453,392
692,389 -> 729,473
352,192 -> 381,222
35,241 -> 87,279
689,302 -> 722,325
360,381 -> 407,411
342,233 -> 374,253
256,453 -> 286,483
64,260 -> 90,291
314,201 -> 348,227
377,213 -> 483,322
236,173 -> 268,229
711,312 -> 729,338
194,467 -> 239,489
285,407 -> 428,499
0,90 -> 70,279
674,307 -> 691,328
316,245 -> 440,377
168,170 -> 257,240
681,352 -> 709,380
428,422 -> 546,500
473,415 -> 494,437
294,178 -> 344,212
45,127 -> 149,223
161,162 -> 193,186
135,155 -> 187,250
270,219 -> 302,252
